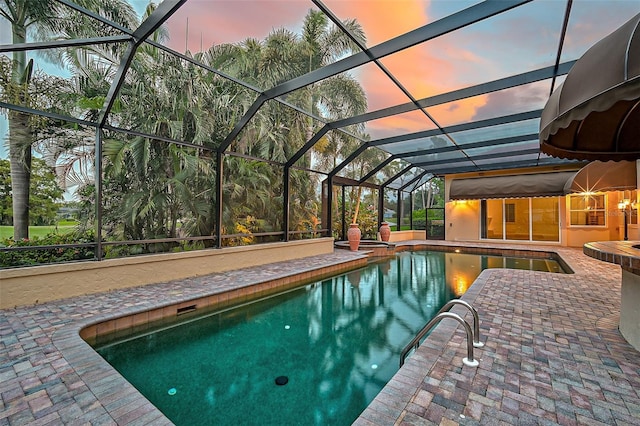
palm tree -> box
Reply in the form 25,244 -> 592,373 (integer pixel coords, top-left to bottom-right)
83,8 -> 372,247
223,10 -> 370,237
1,1 -> 56,239
98,11 -> 232,245
0,0 -> 137,239
289,11 -> 368,168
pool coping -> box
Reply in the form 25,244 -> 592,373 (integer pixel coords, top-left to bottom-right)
80,242 -> 571,347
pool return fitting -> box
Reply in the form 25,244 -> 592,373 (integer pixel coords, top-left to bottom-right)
399,300 -> 483,368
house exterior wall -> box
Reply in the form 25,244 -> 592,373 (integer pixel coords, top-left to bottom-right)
445,200 -> 480,241
443,166 -> 639,247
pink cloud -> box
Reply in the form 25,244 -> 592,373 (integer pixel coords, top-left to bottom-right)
157,0 -> 639,138
326,1 -> 496,127
164,1 -> 311,52
471,82 -> 549,122
321,1 -> 480,129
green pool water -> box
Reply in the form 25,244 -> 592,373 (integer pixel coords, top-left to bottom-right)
95,250 -> 564,425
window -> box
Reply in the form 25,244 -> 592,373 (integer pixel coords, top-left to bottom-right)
569,194 -> 606,226
505,203 -> 515,223
625,190 -> 638,225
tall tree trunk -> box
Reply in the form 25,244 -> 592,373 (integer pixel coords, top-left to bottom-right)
351,186 -> 362,224
9,110 -> 32,240
332,186 -> 340,219
9,24 -> 32,240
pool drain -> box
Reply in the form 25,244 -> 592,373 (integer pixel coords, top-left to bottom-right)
275,376 -> 288,386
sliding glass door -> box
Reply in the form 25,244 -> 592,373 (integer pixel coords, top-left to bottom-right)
531,198 -> 560,241
481,198 -> 559,242
484,199 -> 503,240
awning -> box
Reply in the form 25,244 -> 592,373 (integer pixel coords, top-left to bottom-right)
563,160 -> 637,194
449,171 -> 577,200
540,13 -> 640,161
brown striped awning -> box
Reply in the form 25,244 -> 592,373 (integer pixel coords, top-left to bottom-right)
540,13 -> 640,161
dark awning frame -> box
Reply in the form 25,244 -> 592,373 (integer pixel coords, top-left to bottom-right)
449,171 -> 579,201
450,160 -> 638,201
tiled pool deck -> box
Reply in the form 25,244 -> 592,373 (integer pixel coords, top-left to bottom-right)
1,241 -> 640,425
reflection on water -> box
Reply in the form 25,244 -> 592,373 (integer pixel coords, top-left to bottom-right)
96,251 -> 563,426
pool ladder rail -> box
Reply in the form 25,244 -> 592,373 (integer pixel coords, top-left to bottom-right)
399,300 -> 484,368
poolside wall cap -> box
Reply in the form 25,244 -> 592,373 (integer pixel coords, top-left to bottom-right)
540,12 -> 640,161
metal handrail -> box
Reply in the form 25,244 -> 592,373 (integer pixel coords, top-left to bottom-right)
400,312 -> 479,368
399,300 -> 484,368
439,300 -> 484,348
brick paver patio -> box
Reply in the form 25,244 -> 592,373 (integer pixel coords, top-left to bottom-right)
1,242 -> 639,425
358,244 -> 640,426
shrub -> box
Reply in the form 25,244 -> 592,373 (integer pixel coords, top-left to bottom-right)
0,232 -> 96,268
412,218 -> 426,229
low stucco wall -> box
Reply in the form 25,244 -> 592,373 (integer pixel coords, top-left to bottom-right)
620,269 -> 640,352
388,230 -> 426,242
0,238 -> 335,309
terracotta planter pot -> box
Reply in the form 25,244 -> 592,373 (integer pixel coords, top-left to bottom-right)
347,223 -> 361,251
347,269 -> 362,287
379,221 -> 391,242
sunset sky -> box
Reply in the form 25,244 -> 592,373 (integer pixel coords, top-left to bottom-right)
1,0 -> 639,154
154,0 -> 639,138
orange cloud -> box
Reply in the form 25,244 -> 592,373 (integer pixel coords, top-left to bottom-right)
326,0 -> 428,47
327,0 -> 488,131
161,1 -> 489,133
365,110 -> 437,140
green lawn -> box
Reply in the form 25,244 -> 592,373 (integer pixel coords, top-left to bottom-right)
0,224 -> 77,240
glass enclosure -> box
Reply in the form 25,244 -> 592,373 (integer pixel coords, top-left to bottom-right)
1,1 -> 636,267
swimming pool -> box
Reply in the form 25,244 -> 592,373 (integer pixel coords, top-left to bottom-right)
94,250 -> 565,425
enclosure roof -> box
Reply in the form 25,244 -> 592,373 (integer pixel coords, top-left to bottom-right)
2,0 -> 639,191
